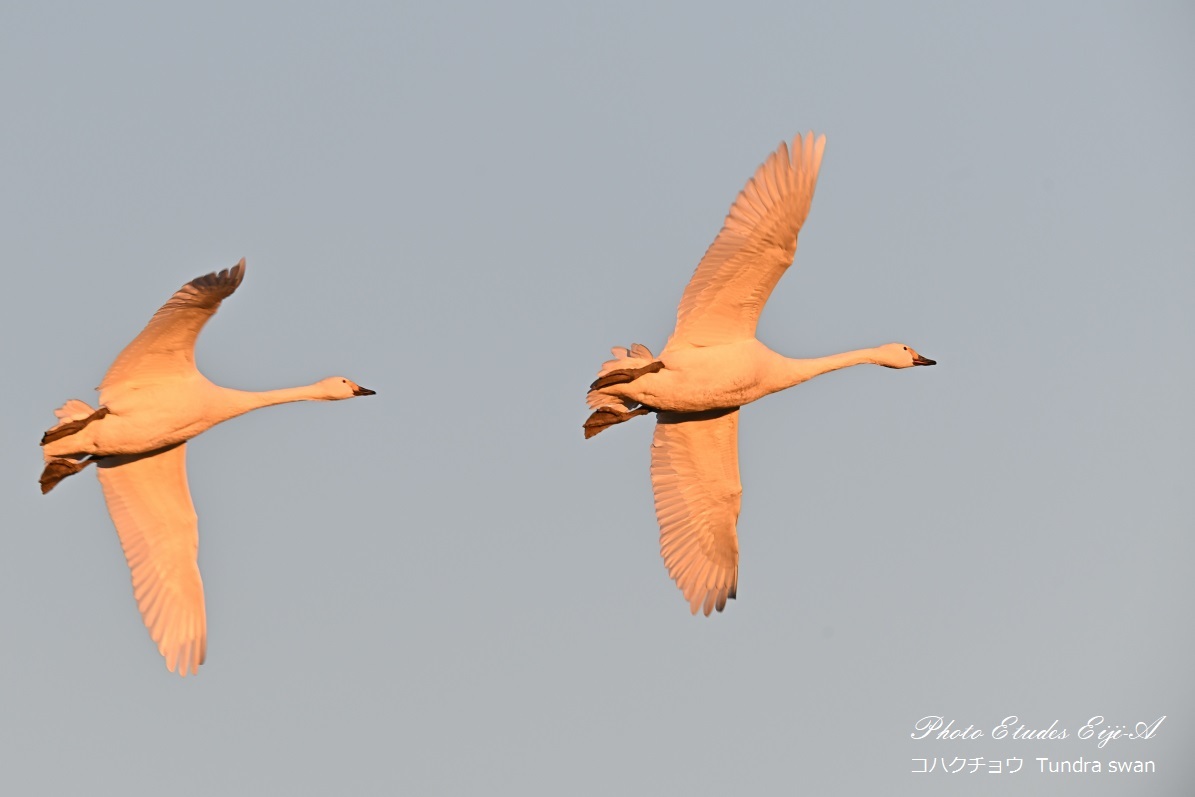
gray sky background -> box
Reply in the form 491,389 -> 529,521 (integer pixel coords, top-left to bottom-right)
2,2 -> 1191,795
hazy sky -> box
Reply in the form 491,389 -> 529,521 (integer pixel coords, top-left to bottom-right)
2,2 -> 1191,795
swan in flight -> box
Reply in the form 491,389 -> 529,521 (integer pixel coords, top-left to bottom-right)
584,133 -> 935,616
40,259 -> 374,676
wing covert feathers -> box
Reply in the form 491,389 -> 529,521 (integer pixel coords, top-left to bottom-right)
96,443 -> 207,676
98,260 -> 246,402
667,133 -> 825,349
650,409 -> 742,615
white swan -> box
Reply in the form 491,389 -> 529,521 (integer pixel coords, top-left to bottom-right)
40,259 -> 374,676
584,133 -> 935,616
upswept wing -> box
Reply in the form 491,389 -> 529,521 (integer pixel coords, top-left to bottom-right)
665,133 -> 825,350
98,260 -> 245,404
650,409 -> 742,615
96,443 -> 207,676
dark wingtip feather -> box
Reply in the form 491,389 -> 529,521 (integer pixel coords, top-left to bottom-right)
183,259 -> 247,306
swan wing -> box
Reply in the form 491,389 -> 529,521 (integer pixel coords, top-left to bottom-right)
650,408 -> 742,615
98,260 -> 245,403
665,133 -> 825,350
96,442 -> 206,676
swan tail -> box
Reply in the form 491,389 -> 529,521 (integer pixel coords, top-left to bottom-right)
54,399 -> 95,422
40,456 -> 96,494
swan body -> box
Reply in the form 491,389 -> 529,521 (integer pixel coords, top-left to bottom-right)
43,376 -> 367,458
40,259 -> 374,676
584,133 -> 935,616
598,340 -> 928,413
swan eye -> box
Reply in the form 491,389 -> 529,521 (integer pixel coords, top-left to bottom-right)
902,346 -> 908,351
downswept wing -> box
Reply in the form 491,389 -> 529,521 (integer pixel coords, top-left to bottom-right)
96,443 -> 207,676
650,409 -> 742,615
98,260 -> 245,405
665,133 -> 825,351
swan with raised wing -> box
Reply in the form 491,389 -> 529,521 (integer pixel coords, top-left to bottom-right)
41,259 -> 374,676
584,133 -> 935,615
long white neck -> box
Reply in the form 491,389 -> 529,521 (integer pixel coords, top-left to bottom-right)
766,347 -> 884,393
214,383 -> 332,422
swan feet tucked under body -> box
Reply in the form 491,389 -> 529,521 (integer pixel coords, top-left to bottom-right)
39,259 -> 374,676
40,454 -> 96,493
583,405 -> 654,439
590,360 -> 665,391
41,406 -> 110,446
583,132 -> 936,616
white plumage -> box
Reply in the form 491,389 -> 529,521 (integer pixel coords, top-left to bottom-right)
585,133 -> 935,615
41,260 -> 374,676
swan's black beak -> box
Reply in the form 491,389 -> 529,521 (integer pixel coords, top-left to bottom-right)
353,386 -> 377,396
912,355 -> 936,366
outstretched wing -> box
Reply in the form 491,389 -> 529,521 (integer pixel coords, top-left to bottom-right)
98,260 -> 245,405
665,133 -> 825,351
96,443 -> 207,676
650,409 -> 742,615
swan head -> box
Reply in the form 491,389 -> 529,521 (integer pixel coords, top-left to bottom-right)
315,377 -> 377,400
875,344 -> 936,369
